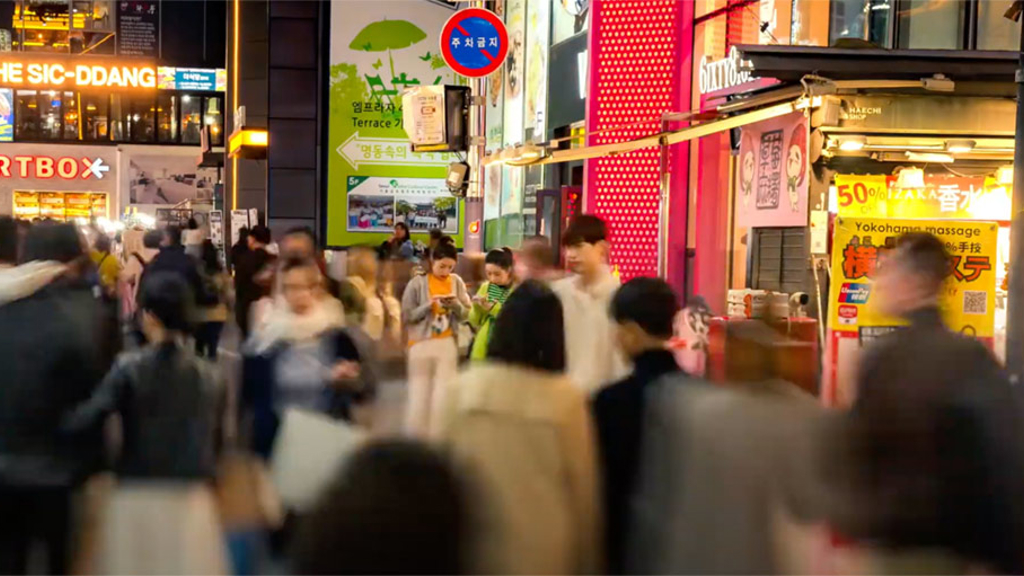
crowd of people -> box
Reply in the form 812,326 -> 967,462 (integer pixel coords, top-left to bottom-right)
0,212 -> 1022,576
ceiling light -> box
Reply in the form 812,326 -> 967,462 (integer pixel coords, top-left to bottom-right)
895,167 -> 926,189
945,140 -> 975,153
906,151 -> 954,163
838,135 -> 866,151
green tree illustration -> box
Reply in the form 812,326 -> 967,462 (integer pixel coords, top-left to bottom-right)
349,19 -> 426,87
330,63 -> 367,116
433,196 -> 457,213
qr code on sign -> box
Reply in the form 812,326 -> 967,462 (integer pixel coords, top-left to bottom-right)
964,291 -> 987,315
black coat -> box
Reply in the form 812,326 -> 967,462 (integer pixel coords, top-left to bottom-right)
842,306 -> 1024,573
0,279 -> 107,487
140,245 -> 204,305
593,349 -> 682,574
64,342 -> 223,480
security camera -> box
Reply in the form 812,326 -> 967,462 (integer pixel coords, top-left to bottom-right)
789,292 -> 809,317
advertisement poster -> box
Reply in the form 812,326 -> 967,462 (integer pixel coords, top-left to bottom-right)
834,173 -> 1011,222
209,210 -> 223,246
484,1 -> 504,150
230,210 -> 249,247
524,0 -> 550,139
0,88 -> 11,142
117,1 -> 159,57
327,0 -> 461,247
347,176 -> 458,234
126,153 -> 217,205
824,216 -> 998,404
484,162 -> 502,221
736,111 -> 809,228
502,0 -> 525,147
501,165 -> 523,217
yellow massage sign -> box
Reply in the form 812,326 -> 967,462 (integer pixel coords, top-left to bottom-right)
0,57 -> 157,90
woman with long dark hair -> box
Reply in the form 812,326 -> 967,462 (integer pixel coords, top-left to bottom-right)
437,280 -> 600,574
195,240 -> 230,358
378,222 -> 414,261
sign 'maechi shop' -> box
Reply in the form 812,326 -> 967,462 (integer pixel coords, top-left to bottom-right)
0,56 -> 157,90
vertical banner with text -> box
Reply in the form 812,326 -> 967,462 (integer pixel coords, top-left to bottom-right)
327,0 -> 462,247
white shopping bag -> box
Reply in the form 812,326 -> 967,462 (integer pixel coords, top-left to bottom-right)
269,408 -> 366,512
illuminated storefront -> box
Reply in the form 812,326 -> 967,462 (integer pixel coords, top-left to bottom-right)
0,142 -> 116,221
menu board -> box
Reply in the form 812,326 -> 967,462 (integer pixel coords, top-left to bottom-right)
157,67 -> 226,92
39,193 -> 66,220
65,193 -> 93,219
13,192 -> 109,221
117,1 -> 159,57
13,191 -> 39,219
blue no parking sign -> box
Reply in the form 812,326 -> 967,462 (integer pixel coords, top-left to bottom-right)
440,8 -> 509,78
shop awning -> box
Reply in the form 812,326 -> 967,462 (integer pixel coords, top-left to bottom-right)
735,45 -> 1018,84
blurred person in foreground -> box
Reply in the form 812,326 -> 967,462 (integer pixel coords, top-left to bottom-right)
63,272 -> 226,573
0,215 -> 19,268
833,232 -> 1024,573
0,223 -> 107,575
293,440 -> 467,575
234,225 -> 274,339
467,247 -> 516,361
340,246 -> 401,344
279,226 -> 340,298
553,215 -> 628,394
401,239 -> 470,436
243,258 -> 366,459
594,277 -> 682,574
516,234 -> 561,282
438,280 -> 601,574
196,240 -> 231,359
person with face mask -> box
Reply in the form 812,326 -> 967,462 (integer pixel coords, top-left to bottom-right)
468,247 -> 516,361
401,238 -> 470,437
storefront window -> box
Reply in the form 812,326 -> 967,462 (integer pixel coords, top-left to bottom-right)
80,92 -> 108,140
790,0 -> 830,46
203,96 -> 223,145
157,94 -> 177,143
109,93 -> 124,140
181,94 -> 201,144
127,95 -> 155,142
897,0 -> 964,49
15,1 -> 72,53
551,0 -> 588,45
62,90 -> 77,139
15,90 -> 40,140
829,0 -> 892,47
978,0 -> 1020,50
38,90 -> 63,139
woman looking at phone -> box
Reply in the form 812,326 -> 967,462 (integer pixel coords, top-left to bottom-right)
401,239 -> 471,437
468,247 -> 517,361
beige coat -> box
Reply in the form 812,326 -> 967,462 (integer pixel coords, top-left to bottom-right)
438,363 -> 602,575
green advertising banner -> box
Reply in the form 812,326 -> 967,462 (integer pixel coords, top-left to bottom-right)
327,0 -> 463,247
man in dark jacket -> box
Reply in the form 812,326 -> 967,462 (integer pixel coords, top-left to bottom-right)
234,224 -> 274,338
593,277 -> 683,574
140,225 -> 204,306
0,223 -> 107,575
839,232 -> 1024,573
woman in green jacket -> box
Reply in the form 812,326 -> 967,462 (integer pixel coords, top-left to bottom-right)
469,247 -> 516,360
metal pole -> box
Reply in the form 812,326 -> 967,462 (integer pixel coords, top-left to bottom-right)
657,112 -> 687,279
462,0 -> 487,254
1006,19 -> 1024,383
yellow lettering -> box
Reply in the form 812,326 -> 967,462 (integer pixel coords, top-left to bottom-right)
122,67 -> 138,87
75,65 -> 90,86
139,67 -> 155,88
56,158 -> 77,179
47,64 -> 65,85
36,157 -> 54,179
8,63 -> 22,84
0,156 -> 10,177
107,66 -> 122,87
13,157 -> 31,178
90,66 -> 107,87
26,63 -> 43,85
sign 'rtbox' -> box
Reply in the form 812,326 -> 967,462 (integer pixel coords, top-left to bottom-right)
0,155 -> 110,180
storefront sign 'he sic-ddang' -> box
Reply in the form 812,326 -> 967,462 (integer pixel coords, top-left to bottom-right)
0,60 -> 156,89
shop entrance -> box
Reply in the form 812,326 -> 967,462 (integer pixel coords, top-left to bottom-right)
13,190 -> 109,221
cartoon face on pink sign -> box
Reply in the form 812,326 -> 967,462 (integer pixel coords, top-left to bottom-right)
736,112 -> 809,228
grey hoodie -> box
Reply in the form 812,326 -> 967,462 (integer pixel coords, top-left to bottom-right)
401,272 -> 471,345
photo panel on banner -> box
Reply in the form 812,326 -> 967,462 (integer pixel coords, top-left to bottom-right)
735,111 -> 810,228
326,0 -> 462,248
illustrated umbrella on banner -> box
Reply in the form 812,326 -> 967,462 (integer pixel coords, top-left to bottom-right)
349,18 -> 427,88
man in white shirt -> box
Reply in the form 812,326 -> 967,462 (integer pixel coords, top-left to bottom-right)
552,215 -> 629,394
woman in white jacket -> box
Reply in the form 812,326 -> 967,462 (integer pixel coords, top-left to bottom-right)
437,280 -> 602,575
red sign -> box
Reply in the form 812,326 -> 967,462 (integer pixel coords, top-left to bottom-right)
440,8 -> 508,78
0,155 -> 110,180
